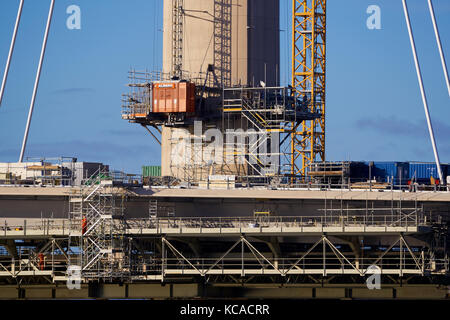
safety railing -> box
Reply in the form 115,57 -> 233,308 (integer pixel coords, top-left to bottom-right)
137,257 -> 449,276
0,219 -> 80,237
0,213 -> 434,239
124,214 -> 430,232
149,177 -> 450,192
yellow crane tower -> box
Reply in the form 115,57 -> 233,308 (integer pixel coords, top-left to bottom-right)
291,0 -> 326,177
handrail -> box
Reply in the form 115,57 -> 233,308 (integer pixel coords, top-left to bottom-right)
0,212 -> 434,237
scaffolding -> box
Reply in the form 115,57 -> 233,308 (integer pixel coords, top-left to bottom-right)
69,168 -> 128,281
122,69 -> 222,128
221,86 -> 320,179
144,85 -> 321,183
0,157 -> 77,186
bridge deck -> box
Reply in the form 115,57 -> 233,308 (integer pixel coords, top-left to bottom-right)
0,215 -> 431,239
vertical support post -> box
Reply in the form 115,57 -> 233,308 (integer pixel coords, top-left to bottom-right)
400,235 -> 403,278
428,0 -> 450,97
0,0 -> 24,107
322,235 -> 326,277
421,250 -> 425,275
161,237 -> 165,282
241,236 -> 244,277
52,239 -> 54,274
19,0 -> 55,162
401,0 -> 443,183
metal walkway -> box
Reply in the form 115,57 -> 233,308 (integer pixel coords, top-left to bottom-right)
0,213 -> 431,239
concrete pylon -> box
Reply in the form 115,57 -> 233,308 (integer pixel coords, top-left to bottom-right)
161,0 -> 280,180
162,0 -> 280,87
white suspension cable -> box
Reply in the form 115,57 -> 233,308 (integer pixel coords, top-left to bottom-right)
428,0 -> 450,98
19,0 -> 55,162
402,0 -> 443,183
0,0 -> 24,107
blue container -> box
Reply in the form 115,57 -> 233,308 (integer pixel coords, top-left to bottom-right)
409,162 -> 448,183
370,161 -> 409,185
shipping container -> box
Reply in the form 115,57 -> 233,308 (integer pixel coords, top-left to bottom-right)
152,81 -> 195,113
369,161 -> 409,185
409,162 -> 448,184
142,165 -> 161,177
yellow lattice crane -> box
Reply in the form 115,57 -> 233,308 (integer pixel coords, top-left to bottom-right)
291,0 -> 326,178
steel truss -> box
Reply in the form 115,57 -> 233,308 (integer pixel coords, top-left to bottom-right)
214,0 -> 232,87
0,228 -> 447,283
155,234 -> 446,280
172,0 -> 184,78
291,0 -> 326,177
0,238 -> 68,280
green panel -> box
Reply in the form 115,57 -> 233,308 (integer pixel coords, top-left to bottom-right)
142,166 -> 161,177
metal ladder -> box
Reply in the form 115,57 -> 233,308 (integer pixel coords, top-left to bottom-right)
149,200 -> 158,218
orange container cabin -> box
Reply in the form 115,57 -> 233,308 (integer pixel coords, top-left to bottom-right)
152,81 -> 195,113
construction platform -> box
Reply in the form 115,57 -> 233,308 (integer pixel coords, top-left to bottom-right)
0,173 -> 448,299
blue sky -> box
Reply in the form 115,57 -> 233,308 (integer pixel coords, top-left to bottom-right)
0,0 -> 449,174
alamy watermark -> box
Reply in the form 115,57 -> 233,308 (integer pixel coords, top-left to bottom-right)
170,121 -> 279,174
66,5 -> 81,30
367,5 -> 381,30
365,265 -> 382,290
66,265 -> 81,290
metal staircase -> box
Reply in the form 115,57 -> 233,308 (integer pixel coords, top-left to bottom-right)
69,168 -> 128,281
222,87 -> 290,176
